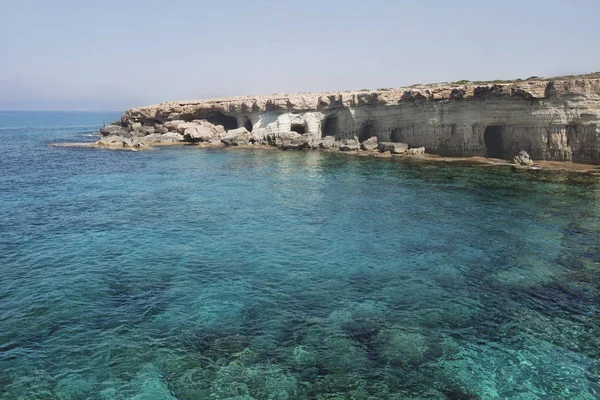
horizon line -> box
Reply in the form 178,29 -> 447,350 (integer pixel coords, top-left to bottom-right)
0,109 -> 124,113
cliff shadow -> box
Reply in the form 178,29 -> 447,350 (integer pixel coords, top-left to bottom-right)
244,118 -> 253,132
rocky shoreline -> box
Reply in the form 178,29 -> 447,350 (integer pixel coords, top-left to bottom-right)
59,72 -> 600,172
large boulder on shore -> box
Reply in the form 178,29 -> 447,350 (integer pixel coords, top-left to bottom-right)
360,136 -> 379,151
319,136 -> 338,148
281,138 -> 309,150
407,146 -> 425,155
182,121 -> 227,141
221,127 -> 254,146
339,139 -> 360,151
378,142 -> 408,154
513,150 -> 534,166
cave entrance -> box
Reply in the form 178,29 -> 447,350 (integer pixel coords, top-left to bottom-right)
359,122 -> 376,142
321,115 -> 338,138
483,125 -> 505,158
291,123 -> 307,134
244,118 -> 253,132
205,111 -> 239,131
390,128 -> 403,142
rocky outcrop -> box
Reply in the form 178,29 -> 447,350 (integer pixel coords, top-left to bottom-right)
97,73 -> 600,163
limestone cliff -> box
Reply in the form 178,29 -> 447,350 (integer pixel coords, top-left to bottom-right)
101,73 -> 600,164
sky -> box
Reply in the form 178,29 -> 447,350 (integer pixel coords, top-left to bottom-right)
1,0 -> 599,111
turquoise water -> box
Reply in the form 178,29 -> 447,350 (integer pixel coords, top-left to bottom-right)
1,111 -> 599,399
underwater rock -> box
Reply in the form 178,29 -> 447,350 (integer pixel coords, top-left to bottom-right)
54,375 -> 96,400
378,328 -> 429,366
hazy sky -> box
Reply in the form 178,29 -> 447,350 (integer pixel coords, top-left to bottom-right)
1,0 -> 599,110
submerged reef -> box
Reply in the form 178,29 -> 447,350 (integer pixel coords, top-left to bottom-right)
96,73 -> 600,164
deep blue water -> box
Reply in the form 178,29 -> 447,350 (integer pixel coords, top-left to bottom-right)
0,111 -> 599,399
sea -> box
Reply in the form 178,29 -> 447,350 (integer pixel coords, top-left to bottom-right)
0,111 -> 599,399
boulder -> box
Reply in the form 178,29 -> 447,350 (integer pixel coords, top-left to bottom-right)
267,131 -> 302,147
131,122 -> 143,133
164,120 -> 186,132
207,138 -> 225,146
360,136 -> 379,151
319,136 -> 337,148
221,129 -> 254,146
281,138 -> 309,150
183,121 -> 227,141
339,139 -> 360,151
513,150 -> 533,166
378,142 -> 408,154
407,146 -> 425,155
278,131 -> 302,141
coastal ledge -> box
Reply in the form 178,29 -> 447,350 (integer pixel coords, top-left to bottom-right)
93,72 -> 600,164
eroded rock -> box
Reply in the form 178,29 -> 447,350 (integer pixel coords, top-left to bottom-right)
513,150 -> 534,166
221,128 -> 254,146
378,142 -> 408,154
360,136 -> 379,151
319,136 -> 338,149
339,139 -> 360,151
99,125 -> 127,137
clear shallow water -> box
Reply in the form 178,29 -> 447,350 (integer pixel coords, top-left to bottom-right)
0,112 -> 599,400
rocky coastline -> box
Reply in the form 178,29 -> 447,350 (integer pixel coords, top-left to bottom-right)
90,73 -> 600,166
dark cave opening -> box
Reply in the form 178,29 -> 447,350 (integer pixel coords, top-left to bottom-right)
390,128 -> 403,142
244,119 -> 253,132
483,125 -> 505,159
321,115 -> 338,138
359,123 -> 376,142
291,124 -> 307,134
204,112 -> 239,131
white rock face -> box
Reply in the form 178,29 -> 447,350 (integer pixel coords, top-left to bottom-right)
106,73 -> 600,163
